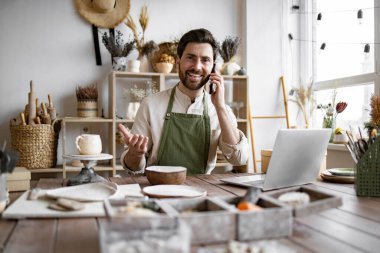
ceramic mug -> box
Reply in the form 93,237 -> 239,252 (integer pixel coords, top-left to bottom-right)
75,134 -> 102,155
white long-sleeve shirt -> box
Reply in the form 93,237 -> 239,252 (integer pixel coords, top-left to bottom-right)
121,86 -> 250,174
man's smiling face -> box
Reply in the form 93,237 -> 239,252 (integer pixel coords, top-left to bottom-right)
177,42 -> 214,91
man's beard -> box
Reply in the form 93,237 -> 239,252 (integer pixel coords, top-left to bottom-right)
178,64 -> 209,91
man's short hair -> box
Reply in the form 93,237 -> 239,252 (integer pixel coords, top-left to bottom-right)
177,28 -> 219,61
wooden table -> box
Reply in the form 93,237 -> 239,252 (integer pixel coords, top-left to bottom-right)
1,174 -> 379,253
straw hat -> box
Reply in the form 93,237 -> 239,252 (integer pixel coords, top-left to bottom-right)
75,0 -> 130,28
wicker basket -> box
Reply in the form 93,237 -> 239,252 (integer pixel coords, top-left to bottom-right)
10,120 -> 61,169
356,137 -> 380,196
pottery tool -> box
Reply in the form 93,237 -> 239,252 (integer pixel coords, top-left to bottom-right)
35,116 -> 41,124
35,98 -> 41,117
20,112 -> 27,126
47,94 -> 57,121
40,103 -> 51,124
28,80 -> 36,125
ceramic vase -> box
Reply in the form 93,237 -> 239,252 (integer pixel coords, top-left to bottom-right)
126,102 -> 140,120
323,116 -> 336,143
128,60 -> 140,73
222,62 -> 241,75
112,57 -> 127,71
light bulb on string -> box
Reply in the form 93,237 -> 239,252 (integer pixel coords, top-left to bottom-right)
364,44 -> 370,53
319,43 -> 326,54
357,9 -> 363,24
316,13 -> 322,25
364,44 -> 370,60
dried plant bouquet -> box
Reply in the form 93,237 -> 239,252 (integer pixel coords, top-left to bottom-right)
76,84 -> 98,100
219,36 -> 240,63
288,80 -> 316,128
125,5 -> 157,59
102,31 -> 135,58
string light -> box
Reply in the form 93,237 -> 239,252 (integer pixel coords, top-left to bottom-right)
316,12 -> 322,25
292,5 -> 300,10
320,43 -> 326,50
364,43 -> 370,53
357,9 -> 363,24
288,33 -> 294,40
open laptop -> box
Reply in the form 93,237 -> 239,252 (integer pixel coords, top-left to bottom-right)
221,129 -> 331,191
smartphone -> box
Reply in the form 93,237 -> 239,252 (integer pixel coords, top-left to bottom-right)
209,64 -> 216,94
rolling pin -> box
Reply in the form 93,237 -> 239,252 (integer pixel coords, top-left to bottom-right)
47,94 -> 57,121
28,80 -> 36,125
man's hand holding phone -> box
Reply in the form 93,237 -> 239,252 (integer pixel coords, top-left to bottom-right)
209,64 -> 216,94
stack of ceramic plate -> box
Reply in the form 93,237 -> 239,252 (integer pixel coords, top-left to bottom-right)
320,168 -> 355,183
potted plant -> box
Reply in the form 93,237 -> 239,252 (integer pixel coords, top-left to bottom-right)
76,83 -> 98,117
155,53 -> 175,74
125,5 -> 158,72
219,36 -> 241,75
102,31 -> 135,71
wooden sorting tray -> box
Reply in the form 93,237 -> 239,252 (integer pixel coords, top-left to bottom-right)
217,195 -> 293,241
103,198 -> 170,218
158,197 -> 236,245
263,185 -> 343,217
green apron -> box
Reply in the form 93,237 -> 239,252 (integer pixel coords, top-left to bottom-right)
156,87 -> 210,175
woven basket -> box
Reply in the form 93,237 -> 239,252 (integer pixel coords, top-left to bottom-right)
10,120 -> 61,169
356,137 -> 380,196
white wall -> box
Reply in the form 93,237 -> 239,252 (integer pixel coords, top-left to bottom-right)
0,0 -> 288,171
246,0 -> 294,171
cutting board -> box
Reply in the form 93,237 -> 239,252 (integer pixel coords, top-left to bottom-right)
2,184 -> 143,219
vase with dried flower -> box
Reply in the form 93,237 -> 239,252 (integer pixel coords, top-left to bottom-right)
125,5 -> 158,72
76,84 -> 98,117
317,90 -> 347,142
288,80 -> 316,128
220,36 -> 241,75
151,41 -> 178,73
101,31 -> 134,71
123,81 -> 158,119
364,94 -> 380,138
155,53 -> 175,73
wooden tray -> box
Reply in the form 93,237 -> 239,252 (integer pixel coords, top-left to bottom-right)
264,185 -> 343,217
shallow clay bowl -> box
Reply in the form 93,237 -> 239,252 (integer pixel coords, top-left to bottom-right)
145,166 -> 187,185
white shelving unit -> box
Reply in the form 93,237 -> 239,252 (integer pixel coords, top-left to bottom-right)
58,71 -> 249,178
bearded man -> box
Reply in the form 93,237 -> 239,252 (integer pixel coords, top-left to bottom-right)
119,28 -> 249,175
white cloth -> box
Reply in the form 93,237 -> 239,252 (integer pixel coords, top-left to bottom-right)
120,86 -> 250,174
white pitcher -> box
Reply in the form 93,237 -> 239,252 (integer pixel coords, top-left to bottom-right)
75,134 -> 102,155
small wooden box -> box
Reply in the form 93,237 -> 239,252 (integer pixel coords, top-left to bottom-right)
101,199 -> 188,253
158,197 -> 236,245
264,185 -> 342,217
6,167 -> 31,192
218,195 -> 292,241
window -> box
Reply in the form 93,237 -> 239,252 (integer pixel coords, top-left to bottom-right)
306,0 -> 378,135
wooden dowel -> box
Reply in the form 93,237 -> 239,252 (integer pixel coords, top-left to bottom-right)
280,76 -> 290,128
20,112 -> 26,125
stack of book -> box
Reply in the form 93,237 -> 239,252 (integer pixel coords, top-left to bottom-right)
6,167 -> 31,192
